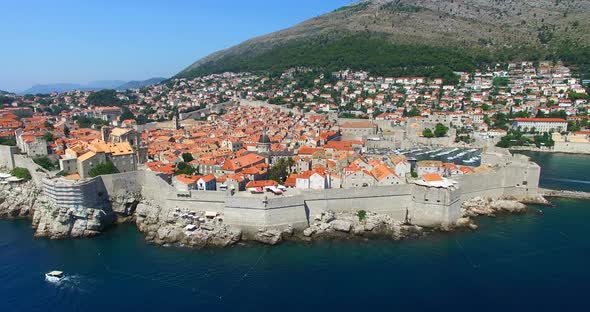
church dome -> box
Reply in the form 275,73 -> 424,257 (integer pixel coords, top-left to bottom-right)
258,133 -> 271,144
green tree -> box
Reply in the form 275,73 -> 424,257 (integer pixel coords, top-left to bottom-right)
87,89 -> 121,107
568,121 -> 581,132
269,158 -> 290,183
43,132 -> 54,142
175,162 -> 197,176
493,77 -> 510,87
357,210 -> 367,222
33,157 -> 58,170
89,161 -> 120,177
423,128 -> 434,138
568,91 -> 589,101
10,167 -> 31,180
434,123 -> 449,137
182,152 -> 194,163
0,137 -> 16,146
119,106 -> 135,121
404,107 -> 421,117
76,116 -> 108,128
43,121 -> 54,129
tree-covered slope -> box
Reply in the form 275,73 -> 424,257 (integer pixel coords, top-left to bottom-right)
177,0 -> 590,78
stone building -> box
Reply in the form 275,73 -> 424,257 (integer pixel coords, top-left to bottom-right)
511,118 -> 567,133
60,141 -> 136,179
257,129 -> 271,155
340,121 -> 377,140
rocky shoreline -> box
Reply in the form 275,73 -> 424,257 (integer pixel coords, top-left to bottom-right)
0,179 -> 553,248
0,181 -> 117,239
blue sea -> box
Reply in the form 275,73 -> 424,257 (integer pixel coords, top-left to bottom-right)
1,152 -> 590,312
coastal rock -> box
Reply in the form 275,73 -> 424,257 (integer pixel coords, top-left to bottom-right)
255,228 -> 283,245
110,194 -> 141,216
462,197 -> 528,217
281,224 -> 294,237
32,204 -> 113,239
0,181 -> 40,218
330,220 -> 352,233
135,201 -> 242,248
321,211 -> 336,223
0,179 -> 112,239
490,200 -> 527,212
302,211 -> 416,240
303,227 -> 316,237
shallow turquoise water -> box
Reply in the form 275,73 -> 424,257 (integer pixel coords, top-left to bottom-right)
1,153 -> 590,312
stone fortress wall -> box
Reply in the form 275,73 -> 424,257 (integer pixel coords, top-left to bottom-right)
0,144 -> 540,235
0,145 -> 16,169
76,155 -> 538,234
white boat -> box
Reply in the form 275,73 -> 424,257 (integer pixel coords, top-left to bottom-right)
45,271 -> 65,282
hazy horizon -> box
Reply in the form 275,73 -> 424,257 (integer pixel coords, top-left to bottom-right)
1,0 -> 353,93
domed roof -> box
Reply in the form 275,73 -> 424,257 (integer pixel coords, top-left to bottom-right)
258,133 -> 271,144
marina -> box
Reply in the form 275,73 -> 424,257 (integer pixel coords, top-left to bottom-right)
369,147 -> 482,167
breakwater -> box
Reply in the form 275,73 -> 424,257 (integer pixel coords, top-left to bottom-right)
539,188 -> 590,200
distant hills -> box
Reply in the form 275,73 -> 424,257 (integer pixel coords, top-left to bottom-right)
177,0 -> 590,79
20,77 -> 166,95
115,78 -> 167,90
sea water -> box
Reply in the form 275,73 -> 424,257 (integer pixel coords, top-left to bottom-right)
1,153 -> 589,312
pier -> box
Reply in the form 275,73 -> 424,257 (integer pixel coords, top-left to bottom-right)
540,188 -> 590,200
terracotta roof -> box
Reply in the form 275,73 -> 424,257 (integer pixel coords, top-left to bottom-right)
77,151 -> 96,162
175,174 -> 199,185
246,180 -> 278,188
422,173 -> 443,182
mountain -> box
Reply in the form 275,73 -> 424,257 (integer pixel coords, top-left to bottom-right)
21,80 -> 125,95
0,90 -> 12,95
20,78 -> 167,95
116,77 -> 166,90
177,0 -> 590,79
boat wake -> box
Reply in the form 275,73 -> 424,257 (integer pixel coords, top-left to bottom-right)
45,275 -> 90,293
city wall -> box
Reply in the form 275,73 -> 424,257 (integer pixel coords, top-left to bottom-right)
40,153 -> 541,234
553,141 -> 590,154
0,145 -> 16,170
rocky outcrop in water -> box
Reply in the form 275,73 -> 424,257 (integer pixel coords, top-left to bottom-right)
302,211 -> 425,240
254,225 -> 294,245
455,196 -> 549,231
32,204 -> 114,239
462,197 -> 528,217
0,181 -> 41,218
135,201 -> 242,248
0,179 -> 115,239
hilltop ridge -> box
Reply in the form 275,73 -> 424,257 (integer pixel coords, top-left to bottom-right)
177,0 -> 590,78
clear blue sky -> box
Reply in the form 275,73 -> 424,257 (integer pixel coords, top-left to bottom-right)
1,0 -> 354,92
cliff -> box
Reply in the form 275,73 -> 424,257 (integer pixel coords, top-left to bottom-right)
0,179 -> 116,239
